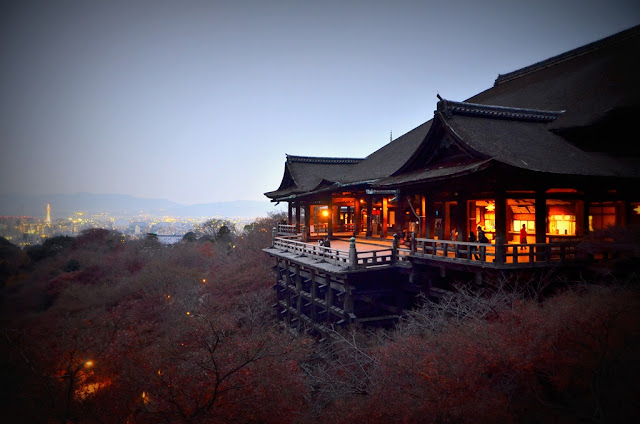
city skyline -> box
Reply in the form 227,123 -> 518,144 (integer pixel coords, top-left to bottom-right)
0,206 -> 258,247
0,192 -> 282,220
2,1 -> 639,205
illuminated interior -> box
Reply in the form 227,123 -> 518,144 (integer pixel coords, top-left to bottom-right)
549,214 -> 576,235
547,200 -> 579,236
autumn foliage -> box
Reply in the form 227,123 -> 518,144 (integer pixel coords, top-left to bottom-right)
1,221 -> 639,423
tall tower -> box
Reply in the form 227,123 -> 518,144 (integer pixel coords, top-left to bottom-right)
46,203 -> 51,225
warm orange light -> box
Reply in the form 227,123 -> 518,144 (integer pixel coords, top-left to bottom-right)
84,360 -> 94,368
485,203 -> 495,212
202,279 -> 206,283
321,209 -> 329,217
186,311 -> 191,316
76,379 -> 111,400
635,205 -> 640,215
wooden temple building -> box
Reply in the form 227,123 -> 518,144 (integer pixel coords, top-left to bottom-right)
263,26 -> 640,335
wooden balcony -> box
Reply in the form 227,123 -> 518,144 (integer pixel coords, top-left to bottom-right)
412,238 -> 579,269
270,234 -> 410,270
270,224 -> 582,271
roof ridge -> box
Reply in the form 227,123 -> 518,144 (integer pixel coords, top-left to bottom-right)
437,99 -> 564,122
286,155 -> 364,164
494,24 -> 640,86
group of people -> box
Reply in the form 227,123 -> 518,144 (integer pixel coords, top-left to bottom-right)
317,237 -> 331,248
468,224 -> 528,259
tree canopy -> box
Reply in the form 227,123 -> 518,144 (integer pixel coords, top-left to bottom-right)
1,219 -> 639,423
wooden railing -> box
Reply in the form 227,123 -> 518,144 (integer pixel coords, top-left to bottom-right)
271,235 -> 409,270
272,237 -> 351,267
271,229 -> 579,270
414,239 -> 494,262
351,247 -> 410,269
277,224 -> 298,236
412,238 -> 579,267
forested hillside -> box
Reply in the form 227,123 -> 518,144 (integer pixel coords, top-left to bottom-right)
1,215 -> 639,423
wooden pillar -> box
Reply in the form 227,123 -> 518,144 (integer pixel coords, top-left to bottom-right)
332,204 -> 338,235
495,191 -> 507,242
457,197 -> 467,241
327,200 -> 334,238
425,198 -> 434,238
382,197 -> 388,238
295,264 -> 302,330
295,203 -> 301,233
344,287 -> 354,323
354,198 -> 361,235
495,190 -> 507,264
283,261 -> 292,325
582,193 -> 591,236
303,203 -> 311,241
535,190 -> 547,244
287,202 -> 293,225
366,197 -> 373,238
397,196 -> 406,234
325,282 -> 333,323
310,269 -> 317,322
421,195 -> 427,238
576,199 -> 586,237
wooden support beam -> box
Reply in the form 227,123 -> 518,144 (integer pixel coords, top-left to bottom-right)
295,264 -> 302,330
283,260 -> 292,325
325,287 -> 335,322
354,197 -> 361,235
366,196 -> 373,238
310,269 -> 318,322
295,203 -> 301,233
382,197 -> 388,238
457,196 -> 467,241
495,189 -> 507,264
421,195 -> 427,238
304,203 -> 311,241
535,189 -> 547,244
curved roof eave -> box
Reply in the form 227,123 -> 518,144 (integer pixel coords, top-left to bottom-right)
375,159 -> 495,187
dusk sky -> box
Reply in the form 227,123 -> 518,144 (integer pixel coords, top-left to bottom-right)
2,0 -> 639,206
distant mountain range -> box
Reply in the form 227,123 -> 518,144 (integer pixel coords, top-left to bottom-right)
0,193 -> 285,219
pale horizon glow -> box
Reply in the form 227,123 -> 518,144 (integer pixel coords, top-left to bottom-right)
1,0 -> 639,205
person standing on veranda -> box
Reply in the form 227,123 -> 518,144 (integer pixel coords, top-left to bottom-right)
519,224 -> 527,250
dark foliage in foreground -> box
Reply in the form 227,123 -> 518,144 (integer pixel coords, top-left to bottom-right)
1,223 -> 639,423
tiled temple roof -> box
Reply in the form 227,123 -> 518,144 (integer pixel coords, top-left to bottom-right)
286,155 -> 363,165
266,25 -> 640,201
436,98 -> 564,122
494,25 -> 640,86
